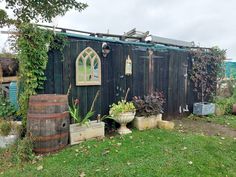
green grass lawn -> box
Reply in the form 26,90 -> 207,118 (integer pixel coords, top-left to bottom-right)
189,114 -> 236,129
1,128 -> 236,177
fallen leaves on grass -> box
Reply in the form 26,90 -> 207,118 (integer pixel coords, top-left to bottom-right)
37,165 -> 43,171
188,161 -> 193,165
102,149 -> 110,156
79,171 -> 86,177
117,143 -> 122,146
127,162 -> 131,166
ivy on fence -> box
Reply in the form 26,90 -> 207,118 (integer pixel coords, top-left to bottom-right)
17,23 -> 67,127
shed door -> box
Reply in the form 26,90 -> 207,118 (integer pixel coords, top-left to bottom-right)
167,50 -> 189,116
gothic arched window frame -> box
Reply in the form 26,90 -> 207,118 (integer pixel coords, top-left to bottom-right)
75,47 -> 101,86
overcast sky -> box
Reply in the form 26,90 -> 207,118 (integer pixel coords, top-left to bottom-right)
0,0 -> 235,58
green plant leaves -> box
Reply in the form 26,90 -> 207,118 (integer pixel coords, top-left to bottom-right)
69,100 -> 94,125
17,23 -> 67,128
190,47 -> 226,102
109,100 -> 135,117
0,92 -> 16,119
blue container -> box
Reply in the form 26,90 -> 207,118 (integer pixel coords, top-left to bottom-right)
9,81 -> 18,109
193,102 -> 215,116
225,61 -> 236,78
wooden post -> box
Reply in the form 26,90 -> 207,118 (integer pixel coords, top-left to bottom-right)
0,64 -> 3,84
148,49 -> 154,94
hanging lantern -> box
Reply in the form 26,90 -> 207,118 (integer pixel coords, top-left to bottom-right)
125,55 -> 132,75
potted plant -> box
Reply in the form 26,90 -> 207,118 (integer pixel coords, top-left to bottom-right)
109,100 -> 136,135
132,91 -> 165,130
191,47 -> 225,116
69,91 -> 105,145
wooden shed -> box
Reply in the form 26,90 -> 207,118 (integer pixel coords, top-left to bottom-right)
43,32 -> 196,119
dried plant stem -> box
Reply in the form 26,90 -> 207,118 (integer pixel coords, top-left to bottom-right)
67,84 -> 72,96
124,88 -> 130,101
90,90 -> 100,111
0,64 -> 3,84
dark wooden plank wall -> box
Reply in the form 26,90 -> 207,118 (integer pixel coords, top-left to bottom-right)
43,37 -> 195,119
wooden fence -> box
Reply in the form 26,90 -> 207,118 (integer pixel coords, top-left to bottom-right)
43,35 -> 196,119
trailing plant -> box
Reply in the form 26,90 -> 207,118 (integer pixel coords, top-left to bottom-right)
0,120 -> 12,136
0,91 -> 16,119
133,91 -> 165,117
69,90 -> 100,125
17,23 -> 68,128
17,23 -> 53,127
49,34 -> 68,59
190,47 -> 226,102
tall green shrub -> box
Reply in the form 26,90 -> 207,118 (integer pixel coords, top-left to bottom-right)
17,23 -> 54,127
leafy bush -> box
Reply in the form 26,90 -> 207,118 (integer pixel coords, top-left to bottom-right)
190,47 -> 226,102
109,100 -> 135,117
214,87 -> 236,114
215,97 -> 234,114
0,120 -> 12,136
133,91 -> 165,117
11,137 -> 34,163
0,92 -> 16,119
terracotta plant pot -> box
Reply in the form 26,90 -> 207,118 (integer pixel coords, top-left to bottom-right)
133,114 -> 162,130
70,121 -> 105,145
114,112 -> 135,135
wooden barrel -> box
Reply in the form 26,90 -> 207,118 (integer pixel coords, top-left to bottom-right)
232,104 -> 236,114
27,94 -> 69,154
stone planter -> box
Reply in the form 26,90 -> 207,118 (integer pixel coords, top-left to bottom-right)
193,102 -> 215,116
0,121 -> 21,148
133,114 -> 162,130
0,134 -> 19,148
114,112 -> 135,135
157,120 -> 175,130
70,121 -> 105,145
